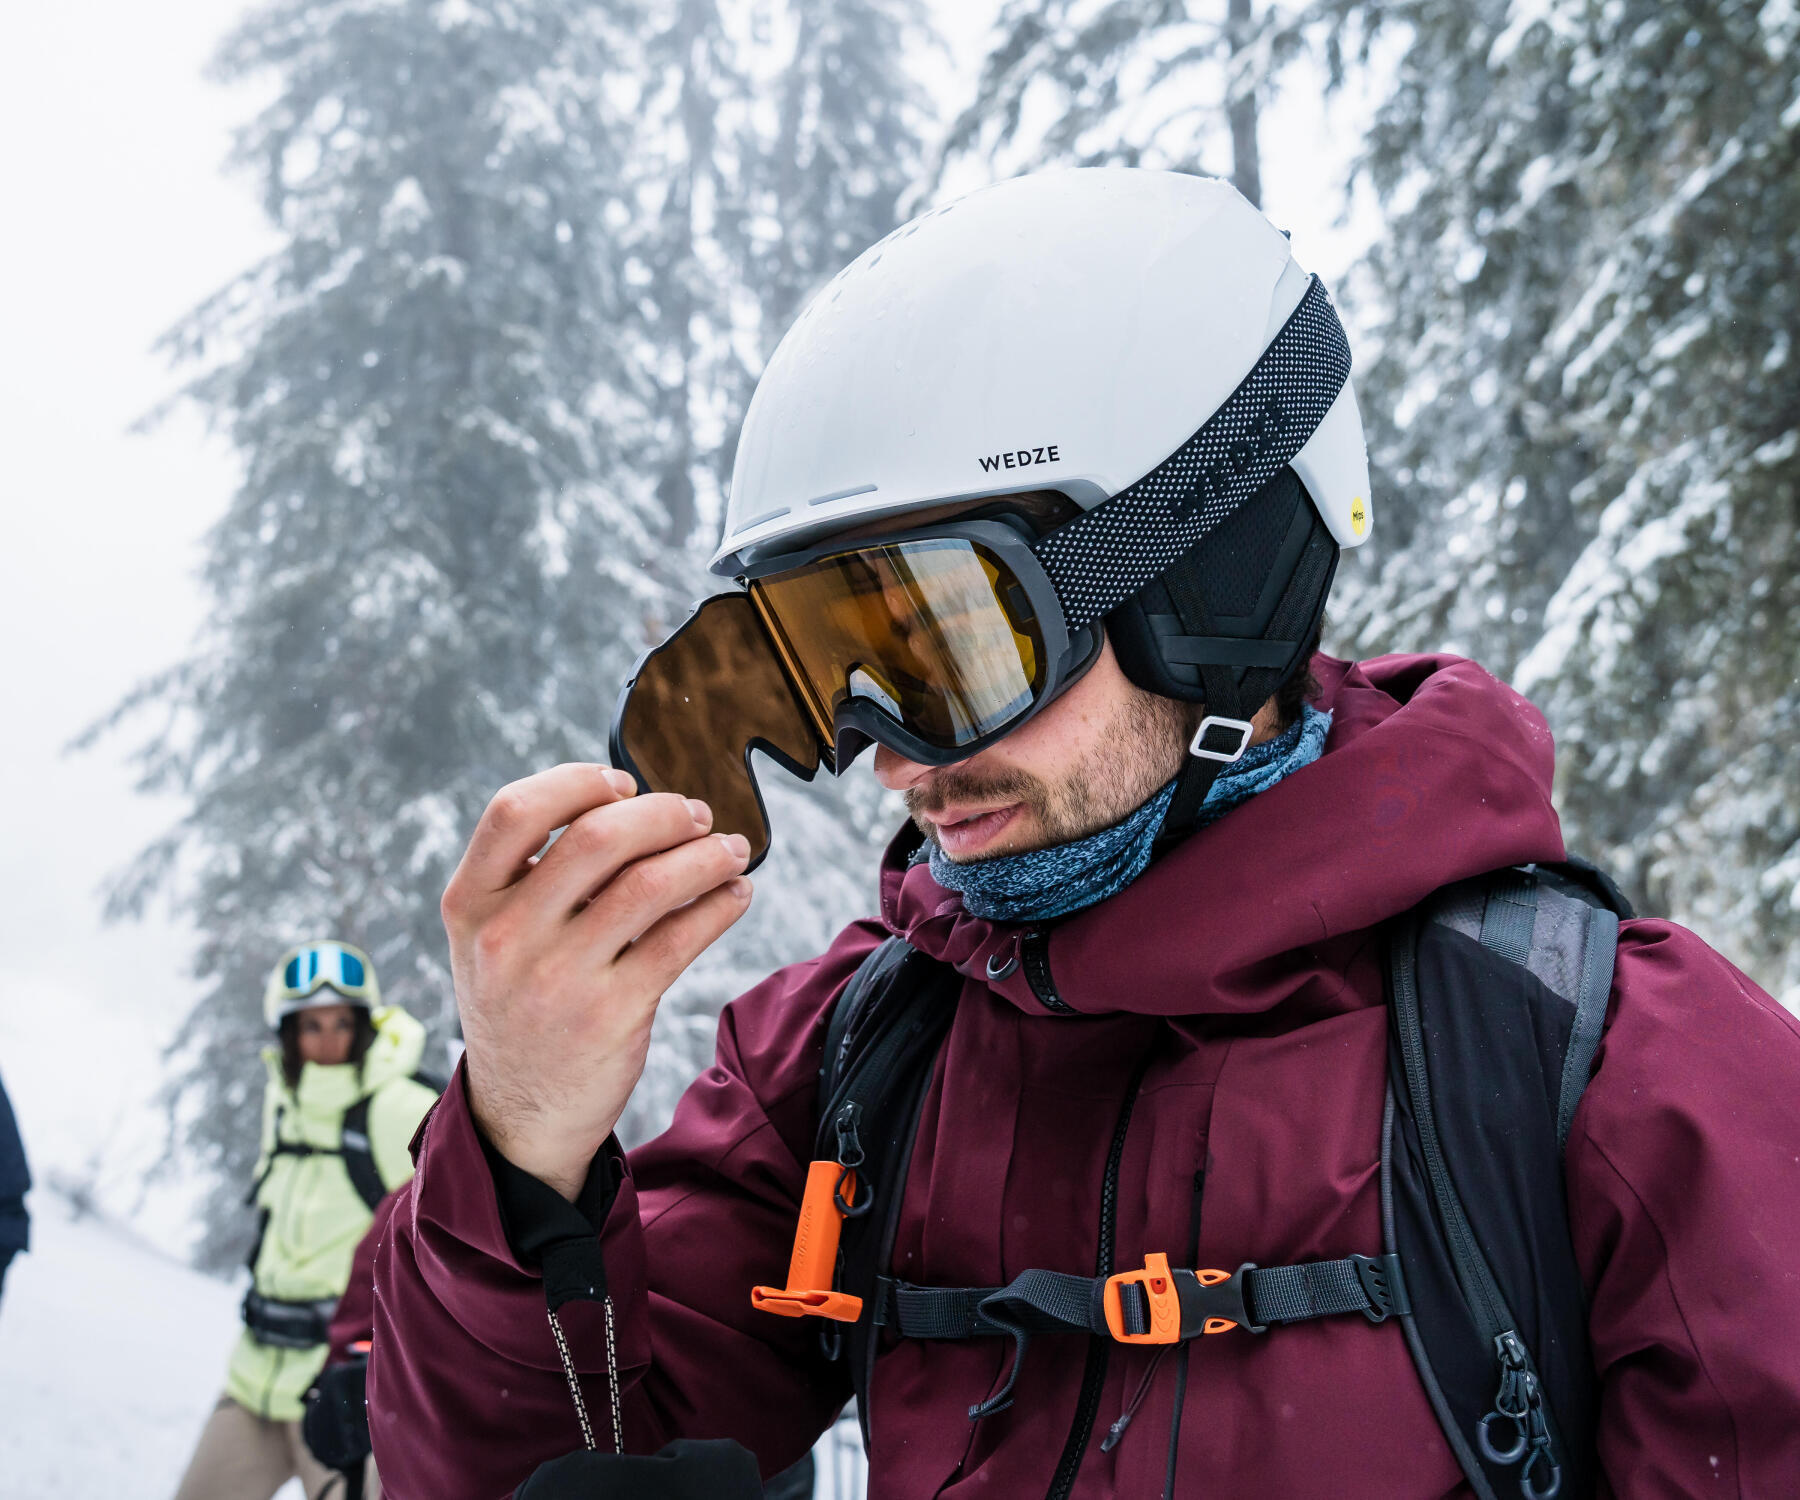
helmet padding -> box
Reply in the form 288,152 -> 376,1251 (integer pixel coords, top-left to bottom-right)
1107,467 -> 1337,711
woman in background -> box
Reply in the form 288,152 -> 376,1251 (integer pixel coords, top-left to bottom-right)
172,939 -> 438,1500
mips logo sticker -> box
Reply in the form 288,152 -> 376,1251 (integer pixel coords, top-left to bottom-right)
1350,496 -> 1368,537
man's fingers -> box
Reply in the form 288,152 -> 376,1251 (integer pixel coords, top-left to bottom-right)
613,877 -> 755,994
450,764 -> 637,905
529,792 -> 715,915
579,831 -> 753,958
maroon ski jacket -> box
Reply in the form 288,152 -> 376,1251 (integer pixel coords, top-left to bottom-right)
369,655 -> 1800,1497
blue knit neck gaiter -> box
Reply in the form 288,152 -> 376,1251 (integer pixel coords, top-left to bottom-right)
927,704 -> 1332,924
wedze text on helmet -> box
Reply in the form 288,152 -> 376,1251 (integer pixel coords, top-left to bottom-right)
978,445 -> 1061,473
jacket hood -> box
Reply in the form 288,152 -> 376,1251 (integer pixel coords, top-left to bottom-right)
878,653 -> 1565,1017
263,1003 -> 427,1109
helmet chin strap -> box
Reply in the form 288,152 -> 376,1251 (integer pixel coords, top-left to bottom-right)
1158,663 -> 1267,846
1146,455 -> 1343,848
1152,552 -> 1293,848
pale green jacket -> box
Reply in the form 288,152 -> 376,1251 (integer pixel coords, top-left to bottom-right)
224,1005 -> 438,1421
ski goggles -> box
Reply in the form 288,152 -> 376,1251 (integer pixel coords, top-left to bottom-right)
272,941 -> 377,1006
610,516 -> 1100,868
611,275 -> 1353,867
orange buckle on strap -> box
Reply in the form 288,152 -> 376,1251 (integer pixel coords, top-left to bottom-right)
751,1160 -> 864,1323
1190,1268 -> 1244,1336
1103,1255 -> 1244,1343
1103,1252 -> 1182,1344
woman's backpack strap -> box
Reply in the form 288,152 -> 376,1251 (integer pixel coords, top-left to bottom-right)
341,1068 -> 447,1211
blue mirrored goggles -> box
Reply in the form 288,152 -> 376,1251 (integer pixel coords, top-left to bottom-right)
275,941 -> 374,1002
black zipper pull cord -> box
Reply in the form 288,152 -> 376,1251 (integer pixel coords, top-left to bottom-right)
1100,1345 -> 1173,1452
1478,1330 -> 1534,1464
833,1102 -> 873,1218
1477,1330 -> 1563,1497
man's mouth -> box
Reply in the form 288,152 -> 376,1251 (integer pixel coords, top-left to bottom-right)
927,803 -> 1022,859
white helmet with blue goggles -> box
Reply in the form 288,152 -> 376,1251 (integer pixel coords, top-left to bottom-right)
263,939 -> 380,1031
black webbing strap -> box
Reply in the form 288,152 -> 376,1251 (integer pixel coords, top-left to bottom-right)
341,1096 -> 387,1211
1032,275 -> 1351,632
876,1252 -> 1408,1419
1478,871 -> 1540,969
1247,1257 -> 1406,1326
242,1288 -> 337,1349
879,1270 -> 1107,1341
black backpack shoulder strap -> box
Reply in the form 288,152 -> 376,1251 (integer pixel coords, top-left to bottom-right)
815,936 -> 962,1453
340,1096 -> 386,1212
818,938 -> 918,1105
1383,862 -> 1622,1500
340,1067 -> 448,1212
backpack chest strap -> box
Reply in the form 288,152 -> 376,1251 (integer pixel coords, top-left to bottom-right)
875,1250 -> 1409,1418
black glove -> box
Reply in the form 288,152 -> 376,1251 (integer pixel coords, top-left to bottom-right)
302,1357 -> 372,1472
763,1451 -> 815,1500
515,1438 -> 766,1499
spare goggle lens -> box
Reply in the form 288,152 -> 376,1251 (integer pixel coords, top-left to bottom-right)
611,591 -> 823,868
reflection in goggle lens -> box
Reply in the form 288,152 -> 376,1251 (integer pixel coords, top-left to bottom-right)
750,538 -> 1044,749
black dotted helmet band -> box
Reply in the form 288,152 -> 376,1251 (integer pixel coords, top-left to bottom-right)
1031,275 -> 1352,632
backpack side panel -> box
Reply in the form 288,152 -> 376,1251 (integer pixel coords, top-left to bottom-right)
1386,872 -> 1611,1500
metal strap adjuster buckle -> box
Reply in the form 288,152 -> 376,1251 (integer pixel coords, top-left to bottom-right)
1189,715 -> 1254,764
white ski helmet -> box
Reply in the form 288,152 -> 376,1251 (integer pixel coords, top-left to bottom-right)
610,169 -> 1374,862
262,939 -> 381,1032
715,168 -> 1370,576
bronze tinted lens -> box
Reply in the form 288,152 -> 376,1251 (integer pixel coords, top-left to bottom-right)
750,539 -> 1044,750
612,591 -> 823,866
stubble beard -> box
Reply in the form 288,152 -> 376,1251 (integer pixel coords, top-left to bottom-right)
906,688 -> 1194,862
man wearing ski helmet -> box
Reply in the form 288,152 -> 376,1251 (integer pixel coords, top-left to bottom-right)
369,171 -> 1800,1498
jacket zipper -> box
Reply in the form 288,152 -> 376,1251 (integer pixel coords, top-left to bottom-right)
1390,935 -> 1562,1489
1043,1050 -> 1154,1500
1162,1169 -> 1207,1496
1098,1167 -> 1206,1461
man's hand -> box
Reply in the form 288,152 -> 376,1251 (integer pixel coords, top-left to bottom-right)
442,764 -> 753,1199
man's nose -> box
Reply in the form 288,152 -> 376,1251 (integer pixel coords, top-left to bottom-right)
873,742 -> 931,793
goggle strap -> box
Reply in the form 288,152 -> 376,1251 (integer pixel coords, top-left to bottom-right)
1032,275 -> 1352,631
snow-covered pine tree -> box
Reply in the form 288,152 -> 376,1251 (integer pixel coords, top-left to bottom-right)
611,0 -> 940,1145
945,0 -> 1307,194
1323,0 -> 1800,1001
624,0 -> 758,558
91,0 -> 660,1268
753,0 -> 933,339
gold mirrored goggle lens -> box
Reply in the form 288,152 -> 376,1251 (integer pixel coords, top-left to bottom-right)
749,537 -> 1045,750
612,539 -> 1046,866
612,591 -> 822,867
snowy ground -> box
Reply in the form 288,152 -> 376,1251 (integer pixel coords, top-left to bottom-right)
0,1190 -> 268,1498
0,1189 -> 867,1499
